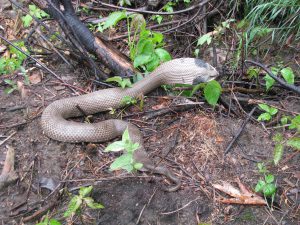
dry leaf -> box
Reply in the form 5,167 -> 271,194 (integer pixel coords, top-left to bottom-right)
29,71 -> 42,84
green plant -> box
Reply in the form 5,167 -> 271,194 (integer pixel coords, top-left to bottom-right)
255,163 -> 277,198
105,128 -> 143,172
36,214 -> 61,225
257,104 -> 278,121
121,96 -> 137,105
0,41 -> 28,75
190,80 -> 222,106
106,76 -> 132,88
128,14 -> 171,72
22,4 -> 49,27
3,79 -> 17,94
97,11 -> 171,72
271,115 -> 300,165
64,186 -> 104,218
245,0 -> 300,44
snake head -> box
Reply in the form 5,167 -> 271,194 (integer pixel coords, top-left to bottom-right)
160,58 -> 219,85
192,58 -> 219,84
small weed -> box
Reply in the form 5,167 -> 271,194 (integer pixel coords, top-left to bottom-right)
64,186 -> 104,218
255,163 -> 277,198
0,41 -> 28,75
105,128 -> 143,172
36,214 -> 61,225
121,96 -> 137,106
257,104 -> 278,121
22,4 -> 49,27
106,76 -> 132,89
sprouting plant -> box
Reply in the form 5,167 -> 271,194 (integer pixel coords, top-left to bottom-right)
22,4 -> 49,27
271,115 -> 300,165
121,96 -> 137,106
128,14 -> 171,72
3,79 -> 18,94
0,41 -> 28,75
106,76 -> 132,89
255,174 -> 277,198
105,128 -> 143,172
64,186 -> 104,218
190,80 -> 222,106
36,214 -> 61,225
255,163 -> 276,198
257,104 -> 278,121
98,11 -> 171,72
264,66 -> 295,90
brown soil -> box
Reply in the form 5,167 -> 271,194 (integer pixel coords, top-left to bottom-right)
0,65 -> 299,225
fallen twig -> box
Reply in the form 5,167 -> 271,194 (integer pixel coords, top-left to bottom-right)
0,145 -> 18,191
245,60 -> 300,95
224,107 -> 257,155
213,179 -> 266,205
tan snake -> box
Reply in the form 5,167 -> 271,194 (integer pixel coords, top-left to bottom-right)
41,58 -> 219,191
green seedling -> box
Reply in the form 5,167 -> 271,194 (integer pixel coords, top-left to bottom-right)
106,76 -> 132,89
64,186 -> 104,218
257,104 -> 278,121
105,128 -> 143,172
22,4 -> 49,27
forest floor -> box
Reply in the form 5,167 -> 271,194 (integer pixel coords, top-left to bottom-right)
1,62 -> 299,225
0,1 -> 300,225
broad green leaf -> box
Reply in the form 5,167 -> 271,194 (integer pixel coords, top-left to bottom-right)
126,142 -> 139,153
255,180 -> 266,192
22,14 -> 33,27
263,183 -> 276,197
155,48 -> 172,62
197,33 -> 212,46
281,67 -> 294,84
106,76 -> 123,84
280,116 -> 289,125
122,128 -> 130,142
194,49 -> 200,57
121,96 -> 136,105
103,11 -> 127,29
84,197 -> 104,209
264,74 -> 275,90
133,162 -> 143,170
247,67 -> 260,78
79,186 -> 92,197
49,219 -> 62,225
64,195 -> 82,217
133,54 -> 152,68
289,115 -> 300,131
273,144 -> 284,165
105,141 -> 125,152
136,39 -> 154,55
287,137 -> 300,150
203,80 -> 222,106
258,112 -> 271,121
110,154 -> 133,171
272,133 -> 283,143
145,53 -> 160,72
258,104 -> 270,112
120,78 -> 132,88
152,32 -> 163,44
28,4 -> 37,12
268,107 -> 278,116
265,174 -> 275,183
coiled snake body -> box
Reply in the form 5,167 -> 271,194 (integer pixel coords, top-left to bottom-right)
41,58 -> 218,191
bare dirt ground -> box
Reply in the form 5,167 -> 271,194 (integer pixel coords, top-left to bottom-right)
0,63 -> 299,224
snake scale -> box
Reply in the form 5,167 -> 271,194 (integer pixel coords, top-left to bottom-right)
41,58 -> 219,191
